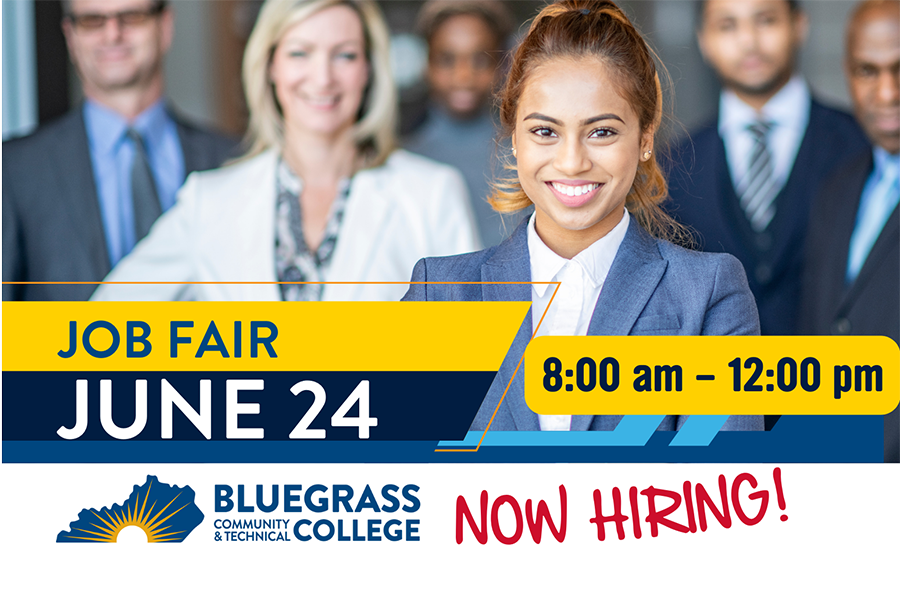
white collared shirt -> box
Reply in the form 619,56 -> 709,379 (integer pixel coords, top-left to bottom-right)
527,209 -> 631,431
718,75 -> 811,193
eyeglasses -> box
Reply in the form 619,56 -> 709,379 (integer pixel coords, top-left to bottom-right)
65,2 -> 166,32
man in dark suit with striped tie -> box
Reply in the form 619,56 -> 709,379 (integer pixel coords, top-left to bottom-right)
2,0 -> 236,301
801,0 -> 899,462
667,0 -> 869,339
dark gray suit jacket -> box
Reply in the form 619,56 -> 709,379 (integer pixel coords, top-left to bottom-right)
800,150 -> 899,462
666,100 -> 869,336
402,218 -> 763,432
2,105 -> 238,301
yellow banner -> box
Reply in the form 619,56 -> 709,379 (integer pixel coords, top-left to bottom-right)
524,336 -> 900,415
3,302 -> 529,372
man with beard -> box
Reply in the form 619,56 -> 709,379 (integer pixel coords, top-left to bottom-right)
801,0 -> 899,461
667,0 -> 869,342
3,0 -> 236,301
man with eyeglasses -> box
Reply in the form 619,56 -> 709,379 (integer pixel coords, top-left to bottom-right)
3,0 -> 237,301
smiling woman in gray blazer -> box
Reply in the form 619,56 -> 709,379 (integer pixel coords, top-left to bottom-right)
93,0 -> 478,302
403,0 -> 762,432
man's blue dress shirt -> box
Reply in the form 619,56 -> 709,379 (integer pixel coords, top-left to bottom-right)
83,100 -> 185,266
846,146 -> 900,283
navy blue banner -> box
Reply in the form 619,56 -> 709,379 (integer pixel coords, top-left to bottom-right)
2,371 -> 494,442
1,416 -> 884,463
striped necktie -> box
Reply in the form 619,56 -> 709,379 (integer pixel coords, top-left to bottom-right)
126,128 -> 162,243
738,121 -> 777,232
846,157 -> 900,283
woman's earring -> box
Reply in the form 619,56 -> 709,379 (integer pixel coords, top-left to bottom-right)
643,149 -> 652,160
512,147 -> 517,157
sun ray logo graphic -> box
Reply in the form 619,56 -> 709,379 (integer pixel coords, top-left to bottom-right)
57,475 -> 203,543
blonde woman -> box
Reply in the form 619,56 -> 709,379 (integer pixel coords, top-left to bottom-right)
93,0 -> 479,301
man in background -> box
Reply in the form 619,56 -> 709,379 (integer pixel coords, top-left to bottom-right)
3,0 -> 236,301
801,0 -> 899,462
403,0 -> 516,248
667,0 -> 869,339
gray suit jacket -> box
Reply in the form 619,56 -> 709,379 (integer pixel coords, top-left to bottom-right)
2,105 -> 238,301
402,217 -> 763,432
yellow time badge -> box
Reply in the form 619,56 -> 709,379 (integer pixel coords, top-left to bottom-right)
524,336 -> 899,416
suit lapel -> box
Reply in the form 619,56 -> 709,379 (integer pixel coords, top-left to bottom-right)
821,155 -> 870,314
709,134 -> 757,270
844,203 -> 899,310
171,106 -> 216,175
177,120 -> 202,175
683,126 -> 739,257
481,222 -> 539,431
712,135 -> 745,253
55,109 -> 111,278
326,167 -> 394,291
233,152 -> 279,299
588,218 -> 667,335
481,219 -> 532,302
860,202 -> 899,276
182,151 -> 279,301
573,220 -> 665,431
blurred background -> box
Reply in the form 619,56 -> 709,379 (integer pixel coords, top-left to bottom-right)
2,0 -> 859,141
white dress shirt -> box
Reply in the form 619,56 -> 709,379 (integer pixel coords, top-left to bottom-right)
718,75 -> 811,194
527,209 -> 631,430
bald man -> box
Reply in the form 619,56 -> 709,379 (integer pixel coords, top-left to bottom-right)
800,0 -> 900,462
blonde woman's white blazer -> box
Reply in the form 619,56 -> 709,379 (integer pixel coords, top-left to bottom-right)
91,149 -> 480,301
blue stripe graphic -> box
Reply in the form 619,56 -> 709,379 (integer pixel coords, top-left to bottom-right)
669,415 -> 730,446
437,415 -> 667,447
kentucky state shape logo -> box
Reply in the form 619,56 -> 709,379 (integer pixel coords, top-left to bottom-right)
57,475 -> 203,543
